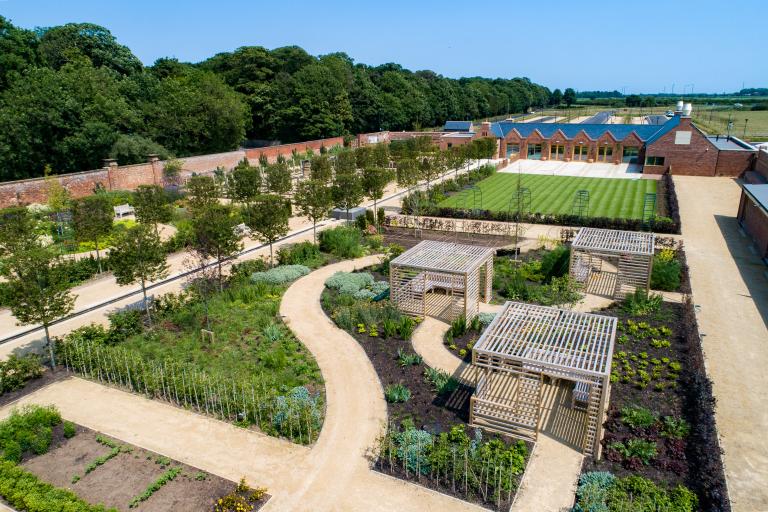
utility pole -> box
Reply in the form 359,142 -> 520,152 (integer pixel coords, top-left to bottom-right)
744,119 -> 749,139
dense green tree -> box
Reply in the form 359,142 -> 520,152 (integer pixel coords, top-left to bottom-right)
191,204 -> 242,290
309,154 -> 333,183
109,134 -> 170,165
332,170 -> 364,223
294,179 -> 333,243
38,23 -> 142,75
265,162 -> 292,195
133,185 -> 172,231
109,224 -> 168,325
227,159 -> 261,205
0,61 -> 139,180
185,175 -> 219,214
361,166 -> 395,226
550,89 -> 563,106
72,194 -> 113,272
0,16 -> 39,90
4,247 -> 76,367
142,68 -> 248,155
0,207 -> 39,257
244,195 -> 291,266
563,88 -> 577,107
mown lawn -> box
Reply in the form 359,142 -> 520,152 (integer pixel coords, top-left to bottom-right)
438,173 -> 658,219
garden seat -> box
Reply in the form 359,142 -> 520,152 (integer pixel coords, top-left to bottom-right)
572,381 -> 590,411
572,258 -> 590,283
113,204 -> 134,218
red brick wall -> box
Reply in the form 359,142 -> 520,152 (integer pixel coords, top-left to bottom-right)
754,150 -> 768,181
714,150 -> 755,177
244,137 -> 345,163
738,190 -> 768,258
643,118 -> 719,175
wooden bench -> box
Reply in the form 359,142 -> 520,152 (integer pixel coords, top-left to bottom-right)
114,204 -> 135,218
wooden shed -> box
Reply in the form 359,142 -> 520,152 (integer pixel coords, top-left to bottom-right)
569,227 -> 655,300
470,301 -> 617,457
389,240 -> 494,322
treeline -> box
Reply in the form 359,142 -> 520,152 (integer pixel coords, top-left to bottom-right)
0,17 -> 552,182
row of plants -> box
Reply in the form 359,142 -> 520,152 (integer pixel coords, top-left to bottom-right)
583,280 -> 728,510
57,331 -> 322,445
0,405 -> 115,512
572,471 -> 697,512
71,435 -> 132,485
375,422 -> 528,510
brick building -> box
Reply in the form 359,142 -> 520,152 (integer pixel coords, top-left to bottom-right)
482,110 -> 757,177
738,183 -> 768,263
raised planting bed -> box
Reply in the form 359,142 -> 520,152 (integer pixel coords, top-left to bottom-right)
0,404 -> 269,512
321,274 -> 531,511
581,288 -> 728,511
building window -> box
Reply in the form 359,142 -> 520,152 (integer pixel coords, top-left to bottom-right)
447,143 -> 453,148
645,156 -> 665,166
527,144 -> 542,160
598,145 -> 614,161
551,145 -> 565,160
622,146 -> 639,163
506,144 -> 520,158
674,131 -> 692,145
573,144 -> 588,161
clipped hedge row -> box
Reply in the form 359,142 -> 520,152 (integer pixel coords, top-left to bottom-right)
0,461 -> 116,512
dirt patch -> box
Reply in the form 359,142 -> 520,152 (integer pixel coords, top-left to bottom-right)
21,423 -> 267,512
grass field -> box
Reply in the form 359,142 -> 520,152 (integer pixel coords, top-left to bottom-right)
693,108 -> 768,141
438,173 -> 658,219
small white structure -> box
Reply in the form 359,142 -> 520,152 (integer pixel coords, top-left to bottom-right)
471,301 -> 617,457
389,240 -> 494,322
113,204 -> 135,218
569,227 -> 655,299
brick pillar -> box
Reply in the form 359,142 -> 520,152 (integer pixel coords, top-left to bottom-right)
147,154 -> 161,186
103,158 -> 118,191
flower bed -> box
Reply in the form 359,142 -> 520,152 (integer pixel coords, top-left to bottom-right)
321,275 -> 530,510
582,288 -> 729,511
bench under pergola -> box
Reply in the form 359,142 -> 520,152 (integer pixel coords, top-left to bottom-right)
569,227 -> 655,300
470,301 -> 616,457
389,240 -> 494,322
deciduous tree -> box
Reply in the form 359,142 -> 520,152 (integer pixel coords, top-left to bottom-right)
295,179 -> 333,243
72,194 -> 113,272
133,185 -> 172,232
185,175 -> 219,214
244,195 -> 291,266
191,204 -> 242,290
109,224 -> 169,325
362,166 -> 394,226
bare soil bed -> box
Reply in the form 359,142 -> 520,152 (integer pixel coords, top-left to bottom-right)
381,225 -> 511,250
21,423 -> 267,512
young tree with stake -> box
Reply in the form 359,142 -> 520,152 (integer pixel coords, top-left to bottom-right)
244,195 -> 291,267
309,154 -> 333,183
227,160 -> 261,206
295,179 -> 333,243
332,170 -> 364,224
186,175 -> 219,214
361,166 -> 394,227
109,224 -> 169,326
72,194 -> 113,273
133,185 -> 172,233
191,204 -> 242,290
265,162 -> 292,195
3,247 -> 75,368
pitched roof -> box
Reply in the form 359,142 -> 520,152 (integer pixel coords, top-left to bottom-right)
443,120 -> 473,131
490,117 -> 679,143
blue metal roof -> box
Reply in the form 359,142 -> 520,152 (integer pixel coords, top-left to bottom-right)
443,120 -> 473,131
490,117 -> 679,143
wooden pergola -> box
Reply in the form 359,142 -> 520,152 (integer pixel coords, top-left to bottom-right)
470,301 -> 617,457
389,240 -> 494,322
569,227 -> 655,300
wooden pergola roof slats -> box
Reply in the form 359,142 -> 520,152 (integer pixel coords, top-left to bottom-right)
473,302 -> 617,377
390,240 -> 495,275
571,227 -> 655,256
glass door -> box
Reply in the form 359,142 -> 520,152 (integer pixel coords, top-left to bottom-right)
527,144 -> 542,160
573,144 -> 588,161
622,146 -> 639,163
598,145 -> 614,162
550,145 -> 565,160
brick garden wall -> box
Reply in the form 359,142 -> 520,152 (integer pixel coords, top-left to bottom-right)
738,190 -> 768,259
754,150 -> 768,181
714,150 -> 755,177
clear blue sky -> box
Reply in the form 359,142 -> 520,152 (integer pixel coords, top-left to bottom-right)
2,0 -> 765,93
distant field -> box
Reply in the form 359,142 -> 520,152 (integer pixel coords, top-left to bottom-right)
438,173 -> 658,219
693,109 -> 768,141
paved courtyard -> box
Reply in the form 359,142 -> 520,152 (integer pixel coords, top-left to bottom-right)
675,176 -> 768,511
499,159 -> 650,179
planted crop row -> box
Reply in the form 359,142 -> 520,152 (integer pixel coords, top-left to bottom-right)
58,338 -> 322,445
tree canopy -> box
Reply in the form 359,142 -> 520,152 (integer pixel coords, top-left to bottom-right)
0,16 -> 553,181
